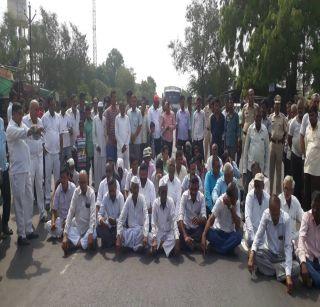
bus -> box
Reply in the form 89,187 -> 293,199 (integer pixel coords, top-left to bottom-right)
163,86 -> 181,112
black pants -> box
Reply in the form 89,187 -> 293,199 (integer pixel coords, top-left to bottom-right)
162,140 -> 173,157
304,173 -> 320,211
1,170 -> 11,229
192,139 -> 204,161
291,152 -> 303,203
179,224 -> 205,251
154,138 -> 162,157
283,152 -> 291,177
244,170 -> 253,195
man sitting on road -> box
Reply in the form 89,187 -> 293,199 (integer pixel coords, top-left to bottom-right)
150,178 -> 180,257
211,162 -> 239,208
248,195 -> 300,294
297,191 -> 320,289
178,176 -> 207,251
181,157 -> 203,193
201,182 -> 242,255
116,176 -> 149,253
279,176 -> 304,243
96,162 -> 120,211
247,162 -> 270,194
244,173 -> 270,249
62,171 -> 97,255
45,168 -> 76,239
97,178 -> 124,248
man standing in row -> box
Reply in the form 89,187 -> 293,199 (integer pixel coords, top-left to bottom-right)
148,95 -> 162,157
192,97 -> 205,159
203,95 -> 213,162
176,95 -> 190,154
269,95 -> 288,195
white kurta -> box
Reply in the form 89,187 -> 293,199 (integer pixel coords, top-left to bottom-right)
152,197 -> 179,256
64,186 -> 97,249
93,115 -> 107,190
117,193 -> 149,251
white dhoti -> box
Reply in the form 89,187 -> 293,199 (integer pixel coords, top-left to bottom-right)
30,154 -> 45,217
66,225 -> 97,250
121,226 -> 144,251
45,153 -> 60,204
117,146 -> 130,170
10,172 -> 33,238
94,151 -> 106,191
45,217 -> 64,238
155,231 -> 176,257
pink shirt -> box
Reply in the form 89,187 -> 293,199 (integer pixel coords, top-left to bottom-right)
297,210 -> 320,263
160,111 -> 176,142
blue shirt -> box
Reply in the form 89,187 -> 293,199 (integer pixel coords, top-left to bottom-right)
225,112 -> 240,147
0,117 -> 8,171
204,170 -> 223,210
176,109 -> 190,141
211,176 -> 239,207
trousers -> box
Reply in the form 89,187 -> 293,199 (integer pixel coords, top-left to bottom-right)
269,143 -> 283,195
10,172 -> 33,238
304,173 -> 320,211
45,217 -> 64,238
0,169 -> 11,228
207,228 -> 242,254
30,155 -> 45,217
117,146 -> 130,170
66,226 -> 97,250
97,225 -> 117,248
45,153 -> 60,204
203,129 -> 211,162
306,258 -> 320,288
291,152 -> 303,203
94,151 -> 106,191
255,248 -> 300,281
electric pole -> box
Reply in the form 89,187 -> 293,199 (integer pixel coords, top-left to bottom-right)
92,0 -> 97,67
25,2 -> 36,85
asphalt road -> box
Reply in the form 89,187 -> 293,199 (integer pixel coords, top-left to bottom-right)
0,213 -> 319,307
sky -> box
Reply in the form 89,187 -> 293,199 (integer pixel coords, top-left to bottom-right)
1,0 -> 191,94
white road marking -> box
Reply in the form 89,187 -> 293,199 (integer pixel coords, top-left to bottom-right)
60,254 -> 77,275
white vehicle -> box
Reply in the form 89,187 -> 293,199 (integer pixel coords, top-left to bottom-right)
163,86 -> 181,112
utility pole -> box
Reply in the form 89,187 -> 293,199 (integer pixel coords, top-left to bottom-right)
92,0 -> 97,67
25,2 -> 36,85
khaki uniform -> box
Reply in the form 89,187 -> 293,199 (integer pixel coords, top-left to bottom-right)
241,103 -> 259,171
269,112 -> 288,194
203,105 -> 212,161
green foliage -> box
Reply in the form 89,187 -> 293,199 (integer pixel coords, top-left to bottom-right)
169,0 -> 234,98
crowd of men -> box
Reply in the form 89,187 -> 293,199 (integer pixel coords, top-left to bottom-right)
0,88 -> 320,294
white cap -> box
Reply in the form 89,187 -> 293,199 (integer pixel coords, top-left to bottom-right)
116,158 -> 124,169
98,101 -> 104,108
159,177 -> 167,188
130,175 -> 140,186
67,158 -> 75,166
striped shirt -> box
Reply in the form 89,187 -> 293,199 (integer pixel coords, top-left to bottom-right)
104,105 -> 119,145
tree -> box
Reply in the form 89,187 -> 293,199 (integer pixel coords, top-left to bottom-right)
105,48 -> 124,87
139,76 -> 157,102
220,0 -> 320,97
115,66 -> 135,100
169,0 -> 233,98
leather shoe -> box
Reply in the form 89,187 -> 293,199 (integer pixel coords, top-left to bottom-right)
26,232 -> 39,240
17,237 -> 30,246
2,226 -> 13,235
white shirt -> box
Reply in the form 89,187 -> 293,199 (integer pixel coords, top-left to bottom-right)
151,197 -> 179,239
299,112 -> 320,136
92,115 -> 107,157
59,113 -> 72,148
279,193 -> 303,240
115,114 -> 131,149
139,178 -> 156,209
181,174 -> 203,193
96,177 -> 121,208
70,169 -> 79,186
244,190 -> 270,240
192,109 -> 205,141
22,114 -> 43,157
64,186 -> 96,235
162,174 -> 182,210
178,190 -> 206,230
175,165 -> 188,183
147,105 -> 163,139
6,119 -> 31,174
66,107 -> 80,145
42,111 -> 61,154
98,190 -> 124,228
7,102 -> 12,122
243,122 -> 270,175
288,116 -> 302,157
117,193 -> 149,237
141,113 -> 149,144
252,209 -> 293,276
212,194 -> 241,233
304,123 -> 320,176
248,176 -> 270,194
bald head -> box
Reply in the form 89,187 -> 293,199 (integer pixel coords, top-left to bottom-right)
269,195 -> 281,225
29,99 -> 39,120
79,170 -> 88,194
